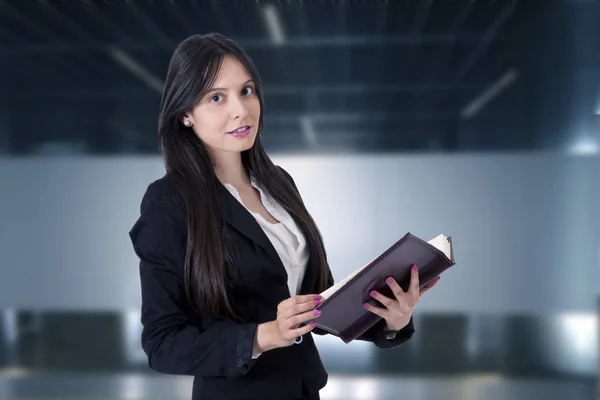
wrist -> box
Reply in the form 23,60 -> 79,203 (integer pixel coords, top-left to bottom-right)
254,322 -> 276,355
383,321 -> 403,333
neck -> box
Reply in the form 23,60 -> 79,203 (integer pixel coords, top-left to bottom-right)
213,152 -> 249,187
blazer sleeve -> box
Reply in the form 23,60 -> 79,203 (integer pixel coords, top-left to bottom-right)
277,166 -> 415,349
129,181 -> 259,378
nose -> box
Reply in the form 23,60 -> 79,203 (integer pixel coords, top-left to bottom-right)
230,95 -> 248,120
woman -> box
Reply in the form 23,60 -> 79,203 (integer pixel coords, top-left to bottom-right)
129,33 -> 439,400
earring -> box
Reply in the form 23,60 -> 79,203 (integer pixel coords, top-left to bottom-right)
184,120 -> 191,127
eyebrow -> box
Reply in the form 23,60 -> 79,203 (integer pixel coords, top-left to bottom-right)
207,79 -> 254,93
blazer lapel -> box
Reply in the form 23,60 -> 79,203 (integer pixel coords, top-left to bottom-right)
217,184 -> 287,279
288,212 -> 319,295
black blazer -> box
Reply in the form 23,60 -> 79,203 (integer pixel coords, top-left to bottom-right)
128,166 -> 415,400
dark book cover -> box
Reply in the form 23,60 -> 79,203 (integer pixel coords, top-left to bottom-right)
309,232 -> 455,343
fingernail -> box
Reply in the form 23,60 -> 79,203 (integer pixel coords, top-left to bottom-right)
314,295 -> 322,300
370,290 -> 377,297
386,277 -> 394,284
412,264 -> 418,272
311,322 -> 317,327
314,310 -> 321,316
363,303 -> 369,309
315,301 -> 322,307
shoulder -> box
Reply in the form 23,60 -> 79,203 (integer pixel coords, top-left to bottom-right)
275,165 -> 298,189
139,174 -> 186,222
129,174 -> 187,248
276,165 -> 292,180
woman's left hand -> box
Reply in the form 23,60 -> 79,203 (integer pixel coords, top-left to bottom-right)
363,264 -> 440,332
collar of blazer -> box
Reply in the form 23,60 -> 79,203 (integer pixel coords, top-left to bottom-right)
217,182 -> 289,276
216,182 -> 319,295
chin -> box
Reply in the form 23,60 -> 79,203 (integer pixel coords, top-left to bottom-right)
226,136 -> 256,153
242,138 -> 257,151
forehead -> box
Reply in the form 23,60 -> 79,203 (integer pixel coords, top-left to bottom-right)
212,55 -> 251,86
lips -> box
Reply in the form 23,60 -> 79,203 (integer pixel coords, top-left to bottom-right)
227,125 -> 251,137
228,125 -> 250,134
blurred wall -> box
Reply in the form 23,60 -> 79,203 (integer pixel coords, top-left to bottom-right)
0,153 -> 598,313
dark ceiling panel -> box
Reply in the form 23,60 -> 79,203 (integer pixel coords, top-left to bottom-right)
0,0 -> 594,154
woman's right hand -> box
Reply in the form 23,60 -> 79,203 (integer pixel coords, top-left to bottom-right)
254,294 -> 322,355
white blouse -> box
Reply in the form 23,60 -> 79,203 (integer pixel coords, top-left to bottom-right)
223,177 -> 309,297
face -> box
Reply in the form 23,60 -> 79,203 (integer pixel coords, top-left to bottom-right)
182,55 -> 261,160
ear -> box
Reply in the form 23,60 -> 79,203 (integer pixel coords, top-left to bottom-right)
181,113 -> 192,127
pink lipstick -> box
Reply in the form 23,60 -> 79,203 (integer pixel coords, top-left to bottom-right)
227,125 -> 251,137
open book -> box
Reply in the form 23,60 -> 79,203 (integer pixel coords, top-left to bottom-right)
309,232 -> 455,343
320,234 -> 453,300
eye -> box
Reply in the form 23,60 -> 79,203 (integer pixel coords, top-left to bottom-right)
210,94 -> 223,103
241,86 -> 254,96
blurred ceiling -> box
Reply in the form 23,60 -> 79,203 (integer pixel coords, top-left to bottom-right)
0,0 -> 598,154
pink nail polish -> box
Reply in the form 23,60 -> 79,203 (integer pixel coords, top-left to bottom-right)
386,277 -> 393,284
315,301 -> 322,307
311,322 -> 317,327
314,310 -> 321,316
363,303 -> 369,309
314,295 -> 322,300
412,265 -> 418,272
370,290 -> 377,297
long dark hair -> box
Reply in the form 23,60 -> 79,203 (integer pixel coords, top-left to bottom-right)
158,33 -> 329,321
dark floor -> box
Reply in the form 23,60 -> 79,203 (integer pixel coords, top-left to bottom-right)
0,371 -> 594,400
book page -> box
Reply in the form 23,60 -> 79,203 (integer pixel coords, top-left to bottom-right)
427,234 -> 452,260
320,233 -> 451,300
